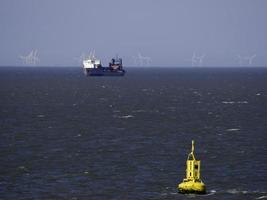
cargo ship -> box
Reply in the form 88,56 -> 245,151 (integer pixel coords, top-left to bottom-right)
83,54 -> 125,76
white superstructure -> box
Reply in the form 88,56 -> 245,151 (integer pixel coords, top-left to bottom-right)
82,51 -> 101,69
83,59 -> 101,68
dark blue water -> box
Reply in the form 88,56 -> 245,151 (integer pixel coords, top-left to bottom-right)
0,67 -> 267,200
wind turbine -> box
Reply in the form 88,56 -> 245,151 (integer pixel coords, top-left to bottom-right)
237,54 -> 256,66
32,50 -> 39,65
191,52 -> 205,66
246,54 -> 256,65
133,52 -> 152,66
19,49 -> 39,66
132,53 -> 142,66
144,56 -> 152,66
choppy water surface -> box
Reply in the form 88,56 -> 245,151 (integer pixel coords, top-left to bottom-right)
0,67 -> 267,200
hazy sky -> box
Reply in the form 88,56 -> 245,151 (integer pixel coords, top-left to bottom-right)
0,0 -> 267,66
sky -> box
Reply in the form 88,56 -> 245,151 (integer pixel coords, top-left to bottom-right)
0,0 -> 267,67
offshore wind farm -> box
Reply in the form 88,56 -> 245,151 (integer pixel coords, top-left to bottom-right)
11,50 -> 263,67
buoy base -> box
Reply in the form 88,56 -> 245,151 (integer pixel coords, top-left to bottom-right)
178,180 -> 206,194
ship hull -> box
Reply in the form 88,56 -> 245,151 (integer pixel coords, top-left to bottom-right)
84,68 -> 125,76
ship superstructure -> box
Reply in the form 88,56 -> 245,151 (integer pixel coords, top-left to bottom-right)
82,52 -> 102,74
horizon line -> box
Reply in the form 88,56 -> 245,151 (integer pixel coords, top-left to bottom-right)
0,65 -> 267,68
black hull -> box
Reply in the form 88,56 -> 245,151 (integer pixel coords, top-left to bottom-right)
84,68 -> 125,76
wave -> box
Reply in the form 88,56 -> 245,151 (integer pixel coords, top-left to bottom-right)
132,109 -> 146,113
222,101 -> 248,104
226,128 -> 240,132
160,190 -> 216,197
224,189 -> 267,195
256,196 -> 267,199
113,114 -> 134,119
159,189 -> 267,199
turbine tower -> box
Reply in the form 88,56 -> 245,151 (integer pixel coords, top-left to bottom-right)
197,54 -> 205,66
237,55 -> 243,66
191,52 -> 198,66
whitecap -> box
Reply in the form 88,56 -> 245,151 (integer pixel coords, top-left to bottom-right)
160,192 -> 178,196
118,115 -> 134,119
132,109 -> 146,113
226,128 -> 240,132
203,190 -> 216,196
210,155 -> 217,159
226,189 -> 249,194
222,101 -> 248,104
256,196 -> 267,199
167,107 -> 176,111
150,109 -> 160,113
121,115 -> 134,119
141,88 -> 149,92
193,91 -> 202,96
237,101 -> 248,104
226,189 -> 240,194
222,101 -> 235,104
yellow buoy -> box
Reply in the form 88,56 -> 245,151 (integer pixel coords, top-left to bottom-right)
178,140 -> 206,194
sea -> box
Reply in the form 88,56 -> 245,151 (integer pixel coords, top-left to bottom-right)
0,66 -> 266,200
